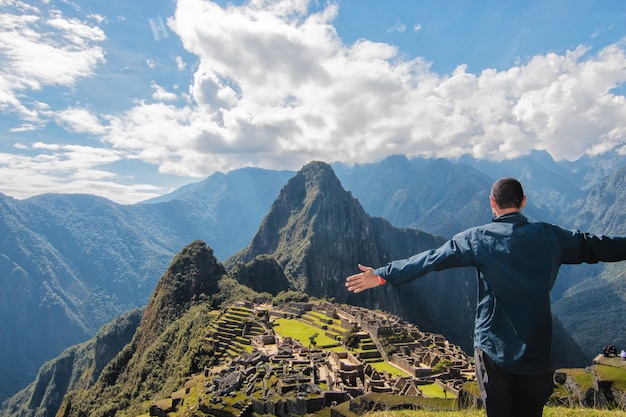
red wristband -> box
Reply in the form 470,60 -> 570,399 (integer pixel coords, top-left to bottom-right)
377,275 -> 386,285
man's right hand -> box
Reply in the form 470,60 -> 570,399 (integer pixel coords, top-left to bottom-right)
345,264 -> 383,293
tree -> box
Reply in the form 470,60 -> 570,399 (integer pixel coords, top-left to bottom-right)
433,359 -> 452,373
343,325 -> 360,348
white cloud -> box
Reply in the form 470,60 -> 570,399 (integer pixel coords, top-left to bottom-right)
176,56 -> 187,71
0,142 -> 159,204
1,0 -> 626,204
151,82 -> 178,101
87,13 -> 106,24
53,107 -> 106,134
9,124 -> 39,132
387,21 -> 406,33
104,0 -> 623,178
0,1 -> 105,119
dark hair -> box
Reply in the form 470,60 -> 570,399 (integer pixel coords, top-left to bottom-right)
491,178 -> 524,209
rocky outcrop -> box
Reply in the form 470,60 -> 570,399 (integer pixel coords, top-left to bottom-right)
229,254 -> 290,296
552,359 -> 626,410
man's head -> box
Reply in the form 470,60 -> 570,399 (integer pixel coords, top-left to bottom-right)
490,177 -> 526,215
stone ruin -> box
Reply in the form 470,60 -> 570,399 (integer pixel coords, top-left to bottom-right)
149,300 -> 476,417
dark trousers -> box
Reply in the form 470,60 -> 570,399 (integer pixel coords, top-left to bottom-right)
474,348 -> 554,417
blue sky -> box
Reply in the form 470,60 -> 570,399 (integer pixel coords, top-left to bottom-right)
1,0 -> 625,203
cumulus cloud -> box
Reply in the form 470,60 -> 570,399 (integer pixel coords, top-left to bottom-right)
0,0 -> 105,118
2,0 -> 626,203
0,142 -> 161,204
54,107 -> 106,134
100,0 -> 625,179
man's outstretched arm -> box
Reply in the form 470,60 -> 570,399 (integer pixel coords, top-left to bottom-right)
345,264 -> 385,293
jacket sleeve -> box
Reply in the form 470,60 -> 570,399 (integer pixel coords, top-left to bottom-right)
556,226 -> 626,264
374,231 -> 476,285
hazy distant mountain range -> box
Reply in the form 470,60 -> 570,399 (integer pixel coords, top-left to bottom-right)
1,150 -> 626,406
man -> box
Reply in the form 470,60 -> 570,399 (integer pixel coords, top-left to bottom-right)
345,177 -> 626,417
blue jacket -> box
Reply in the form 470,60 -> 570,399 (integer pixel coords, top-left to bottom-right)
374,212 -> 626,374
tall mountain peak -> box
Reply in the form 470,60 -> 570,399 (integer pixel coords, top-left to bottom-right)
230,161 -> 376,298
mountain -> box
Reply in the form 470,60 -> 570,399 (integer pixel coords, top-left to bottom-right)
459,150 -> 584,223
136,167 -> 295,259
331,152 -> 579,238
0,308 -> 143,417
561,165 -> 626,234
332,155 -> 493,238
227,161 -> 460,304
229,254 -> 291,295
0,239 -> 270,417
55,241 -> 237,417
561,151 -> 626,190
139,167 -> 295,257
0,192 -> 175,405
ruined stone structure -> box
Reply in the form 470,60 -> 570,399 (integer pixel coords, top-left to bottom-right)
150,300 -> 476,417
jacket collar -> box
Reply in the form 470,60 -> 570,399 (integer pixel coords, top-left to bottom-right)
492,211 -> 528,223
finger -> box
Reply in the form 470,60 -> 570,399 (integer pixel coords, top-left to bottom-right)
348,285 -> 362,294
345,277 -> 361,287
347,270 -> 368,281
345,279 -> 363,292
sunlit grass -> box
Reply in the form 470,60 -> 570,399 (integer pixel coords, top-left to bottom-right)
273,317 -> 341,348
369,360 -> 411,378
418,383 -> 455,398
562,367 -> 594,390
596,364 -> 626,391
